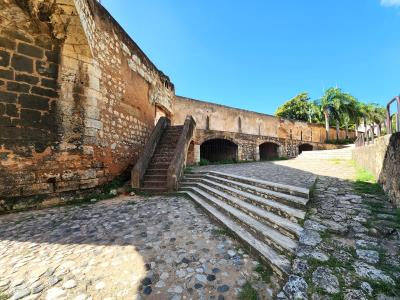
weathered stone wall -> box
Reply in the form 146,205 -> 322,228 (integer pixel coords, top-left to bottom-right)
0,0 -> 174,211
352,133 -> 400,207
187,129 -> 340,165
173,96 -> 354,143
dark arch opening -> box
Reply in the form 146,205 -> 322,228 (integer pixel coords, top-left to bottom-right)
259,142 -> 279,160
200,139 -> 238,163
299,143 -> 313,154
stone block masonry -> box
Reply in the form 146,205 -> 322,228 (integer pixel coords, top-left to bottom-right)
352,133 -> 400,207
0,0 -> 174,211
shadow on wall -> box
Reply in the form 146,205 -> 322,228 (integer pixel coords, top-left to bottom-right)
200,139 -> 238,162
259,142 -> 279,160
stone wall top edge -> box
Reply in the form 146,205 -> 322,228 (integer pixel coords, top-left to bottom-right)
176,95 -> 355,132
86,0 -> 174,91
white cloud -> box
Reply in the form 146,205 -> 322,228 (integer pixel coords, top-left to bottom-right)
380,0 -> 400,7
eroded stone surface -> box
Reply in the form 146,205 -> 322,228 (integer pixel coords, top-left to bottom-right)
0,196 -> 275,299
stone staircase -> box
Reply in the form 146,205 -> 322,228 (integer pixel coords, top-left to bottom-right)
297,145 -> 354,160
178,170 -> 311,278
140,125 -> 183,193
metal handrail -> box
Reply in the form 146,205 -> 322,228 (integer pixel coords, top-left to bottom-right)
386,96 -> 400,133
356,95 -> 399,147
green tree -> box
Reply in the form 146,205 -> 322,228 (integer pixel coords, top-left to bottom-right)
275,93 -> 312,122
318,87 -> 343,141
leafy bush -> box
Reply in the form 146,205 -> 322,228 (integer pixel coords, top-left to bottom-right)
199,158 -> 210,166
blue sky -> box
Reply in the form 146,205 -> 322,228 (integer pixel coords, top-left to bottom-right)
101,0 -> 400,115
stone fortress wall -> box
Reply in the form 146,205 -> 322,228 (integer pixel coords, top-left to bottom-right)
0,0 -> 174,210
173,96 -> 354,163
0,0 -> 354,210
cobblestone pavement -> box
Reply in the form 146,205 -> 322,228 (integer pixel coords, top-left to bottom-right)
193,161 -> 317,189
0,197 -> 276,300
1,159 -> 399,299
277,160 -> 400,299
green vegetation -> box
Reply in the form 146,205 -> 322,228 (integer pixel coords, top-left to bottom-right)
352,163 -> 385,195
238,281 -> 258,300
212,227 -> 234,238
325,138 -> 356,145
102,175 -> 127,194
254,262 -> 273,283
260,156 -> 288,161
275,88 -> 387,142
0,293 -> 9,300
275,92 -> 313,122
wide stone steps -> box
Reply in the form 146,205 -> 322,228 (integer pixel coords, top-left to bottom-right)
181,183 -> 302,240
200,171 -> 310,199
297,148 -> 353,160
179,171 -> 311,278
182,178 -> 305,223
180,190 -> 292,277
186,173 -> 308,209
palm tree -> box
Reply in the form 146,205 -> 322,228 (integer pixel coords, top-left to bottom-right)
319,87 -> 343,141
340,94 -> 358,139
367,103 -> 386,136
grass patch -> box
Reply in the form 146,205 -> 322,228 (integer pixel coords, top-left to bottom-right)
329,158 -> 344,165
395,208 -> 400,225
212,227 -> 234,238
307,255 -> 354,272
352,162 -> 385,196
0,293 -> 9,300
238,281 -> 258,300
254,262 -> 273,283
365,279 -> 400,297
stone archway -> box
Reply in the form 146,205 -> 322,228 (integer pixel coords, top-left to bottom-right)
259,142 -> 279,160
200,139 -> 238,163
299,143 -> 313,154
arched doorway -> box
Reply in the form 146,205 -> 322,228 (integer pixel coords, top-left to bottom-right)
200,139 -> 238,163
259,142 -> 279,160
299,143 -> 313,154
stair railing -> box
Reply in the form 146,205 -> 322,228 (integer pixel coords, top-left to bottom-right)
131,117 -> 170,188
356,95 -> 399,148
386,96 -> 400,134
167,116 -> 196,191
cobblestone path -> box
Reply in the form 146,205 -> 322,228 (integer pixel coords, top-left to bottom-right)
0,197 -> 275,300
1,159 -> 399,299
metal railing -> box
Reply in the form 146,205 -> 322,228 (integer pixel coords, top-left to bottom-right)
386,96 -> 400,134
356,95 -> 399,147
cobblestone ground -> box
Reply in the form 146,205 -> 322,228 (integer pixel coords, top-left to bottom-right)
0,197 -> 276,300
193,161 -> 317,189
1,159 -> 399,299
196,159 -> 400,299
278,160 -> 400,300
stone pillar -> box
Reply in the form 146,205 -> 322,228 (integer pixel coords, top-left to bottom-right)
194,144 -> 200,163
237,145 -> 242,161
255,144 -> 260,161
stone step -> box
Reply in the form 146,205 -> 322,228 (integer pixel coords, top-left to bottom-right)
145,168 -> 168,176
148,161 -> 170,168
182,186 -> 298,254
151,156 -> 174,163
179,190 -> 292,277
187,174 -> 308,209
182,179 -> 305,221
192,171 -> 310,199
143,180 -> 167,188
144,174 -> 167,181
181,182 -> 303,239
140,187 -> 168,194
183,178 -> 305,223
